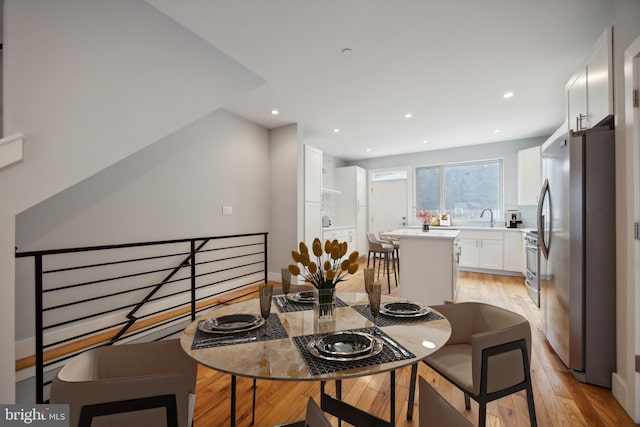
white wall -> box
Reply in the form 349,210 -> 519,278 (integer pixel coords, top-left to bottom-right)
347,136 -> 545,223
2,0 -> 262,215
1,0 -> 264,402
612,0 -> 640,421
14,109 -> 270,342
269,124 -> 301,280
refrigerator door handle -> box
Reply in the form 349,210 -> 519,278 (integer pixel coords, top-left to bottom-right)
537,179 -> 551,259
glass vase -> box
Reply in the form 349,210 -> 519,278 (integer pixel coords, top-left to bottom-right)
313,287 -> 336,322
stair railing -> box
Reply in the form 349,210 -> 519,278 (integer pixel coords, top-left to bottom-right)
15,232 -> 268,403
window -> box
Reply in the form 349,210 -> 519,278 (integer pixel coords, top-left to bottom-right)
415,160 -> 502,225
371,170 -> 408,182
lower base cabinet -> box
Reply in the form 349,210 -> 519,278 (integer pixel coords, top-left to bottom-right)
458,230 -> 504,271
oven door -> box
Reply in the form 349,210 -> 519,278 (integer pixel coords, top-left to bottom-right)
524,241 -> 540,307
525,241 -> 538,278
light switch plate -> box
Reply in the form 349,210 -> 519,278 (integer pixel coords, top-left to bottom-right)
222,206 -> 233,216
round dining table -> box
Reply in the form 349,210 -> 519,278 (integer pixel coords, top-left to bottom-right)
180,291 -> 451,426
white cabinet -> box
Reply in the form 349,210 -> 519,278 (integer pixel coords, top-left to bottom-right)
585,29 -> 613,127
567,70 -> 588,132
458,238 -> 480,267
335,166 -> 367,255
304,145 -> 322,203
503,231 -> 525,273
304,145 -> 323,245
322,228 -> 342,242
322,227 -> 357,248
305,201 -> 322,246
566,27 -> 613,132
458,230 -> 504,270
342,227 -> 356,247
517,146 -> 541,206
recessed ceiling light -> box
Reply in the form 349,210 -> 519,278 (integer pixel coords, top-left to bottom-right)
341,48 -> 352,55
404,113 -> 413,119
422,140 -> 429,144
271,109 -> 279,115
494,129 -> 502,134
333,128 -> 340,133
503,91 -> 514,99
366,148 -> 371,152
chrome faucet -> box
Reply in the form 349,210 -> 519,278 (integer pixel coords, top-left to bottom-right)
480,208 -> 495,227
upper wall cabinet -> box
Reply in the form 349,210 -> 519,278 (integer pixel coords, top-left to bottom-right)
566,27 -> 613,132
517,145 -> 541,206
304,145 -> 323,203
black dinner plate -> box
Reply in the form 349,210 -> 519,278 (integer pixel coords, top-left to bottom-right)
198,314 -> 264,334
380,301 -> 429,317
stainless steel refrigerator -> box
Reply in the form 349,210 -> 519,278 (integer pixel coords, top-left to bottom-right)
538,117 -> 615,388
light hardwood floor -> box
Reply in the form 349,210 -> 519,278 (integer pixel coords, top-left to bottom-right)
193,265 -> 638,427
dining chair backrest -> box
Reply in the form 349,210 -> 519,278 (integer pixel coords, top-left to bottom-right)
367,232 -> 392,252
50,339 -> 196,427
424,302 -> 537,427
304,397 -> 331,427
419,377 -> 472,427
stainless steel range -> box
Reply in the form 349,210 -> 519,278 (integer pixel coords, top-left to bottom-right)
524,230 -> 539,307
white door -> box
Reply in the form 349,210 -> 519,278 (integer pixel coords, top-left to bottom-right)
369,175 -> 408,236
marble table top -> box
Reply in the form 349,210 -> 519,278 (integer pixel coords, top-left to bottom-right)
180,292 -> 451,381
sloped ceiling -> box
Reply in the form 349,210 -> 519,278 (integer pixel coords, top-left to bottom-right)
3,0 -> 263,213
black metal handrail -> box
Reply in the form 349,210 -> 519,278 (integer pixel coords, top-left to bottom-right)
15,232 -> 268,403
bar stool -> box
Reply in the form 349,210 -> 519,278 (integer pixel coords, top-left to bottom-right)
366,232 -> 397,293
379,234 -> 400,278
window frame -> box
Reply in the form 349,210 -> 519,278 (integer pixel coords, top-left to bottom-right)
413,159 -> 504,226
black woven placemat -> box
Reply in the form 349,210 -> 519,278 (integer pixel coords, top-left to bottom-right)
351,304 -> 443,326
274,295 -> 348,313
191,314 -> 288,349
292,327 -> 415,376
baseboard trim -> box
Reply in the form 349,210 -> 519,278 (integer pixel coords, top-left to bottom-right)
611,372 -> 638,422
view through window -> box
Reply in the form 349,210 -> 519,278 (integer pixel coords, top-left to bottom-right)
415,160 -> 502,225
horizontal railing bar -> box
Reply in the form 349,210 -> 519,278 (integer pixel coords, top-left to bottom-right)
43,320 -> 129,350
43,278 -> 191,312
42,250 -> 191,274
43,262 -> 263,312
198,242 -> 263,253
44,303 -> 190,345
193,262 -> 264,281
43,305 -> 139,330
193,280 -> 262,309
43,269 -> 261,328
15,232 -> 267,258
196,251 -> 264,266
43,243 -> 263,275
44,264 -> 195,293
43,253 -> 263,293
193,269 -> 263,290
19,282 -> 267,372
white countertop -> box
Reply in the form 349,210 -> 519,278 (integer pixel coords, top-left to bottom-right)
322,225 -> 356,231
382,228 -> 460,240
412,226 -> 528,233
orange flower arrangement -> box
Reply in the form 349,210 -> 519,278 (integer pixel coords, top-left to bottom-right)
289,238 -> 359,289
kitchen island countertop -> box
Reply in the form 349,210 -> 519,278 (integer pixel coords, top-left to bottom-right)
382,228 -> 459,240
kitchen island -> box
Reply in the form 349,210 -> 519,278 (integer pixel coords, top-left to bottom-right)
382,228 -> 460,306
